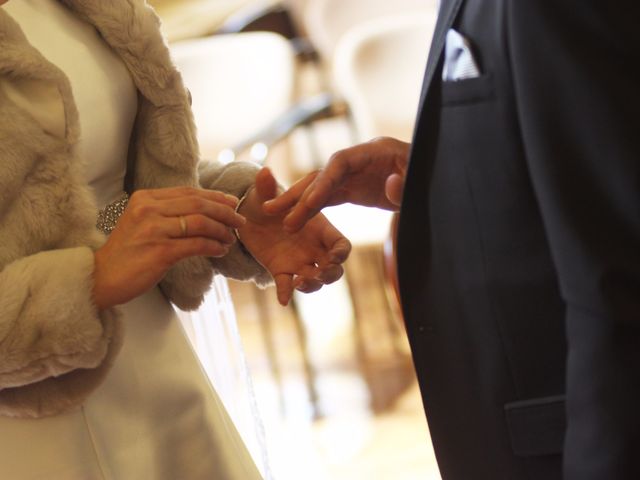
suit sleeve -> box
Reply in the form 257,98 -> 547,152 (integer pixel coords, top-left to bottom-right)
508,1 -> 640,478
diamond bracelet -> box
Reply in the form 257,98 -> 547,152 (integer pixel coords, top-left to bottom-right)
96,193 -> 129,235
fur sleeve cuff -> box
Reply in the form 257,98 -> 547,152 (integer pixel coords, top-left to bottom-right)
159,160 -> 275,311
199,160 -> 272,286
159,255 -> 214,311
0,247 -> 123,418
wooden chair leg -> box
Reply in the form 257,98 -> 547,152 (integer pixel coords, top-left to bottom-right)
289,295 -> 322,420
252,286 -> 287,416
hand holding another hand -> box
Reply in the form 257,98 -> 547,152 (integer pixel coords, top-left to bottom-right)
236,167 -> 351,306
93,187 -> 245,310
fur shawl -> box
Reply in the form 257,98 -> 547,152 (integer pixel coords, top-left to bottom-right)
0,0 -> 269,418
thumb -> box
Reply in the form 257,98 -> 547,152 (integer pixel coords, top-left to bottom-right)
274,273 -> 293,306
254,167 -> 278,202
385,173 -> 405,208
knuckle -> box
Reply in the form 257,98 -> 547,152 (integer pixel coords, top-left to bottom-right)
208,203 -> 230,221
188,197 -> 208,213
189,214 -> 207,232
191,238 -> 225,257
205,239 -> 228,257
327,151 -> 342,163
128,190 -> 147,203
139,221 -> 162,238
206,189 -> 225,200
175,186 -> 198,196
128,201 -> 154,219
190,237 -> 208,251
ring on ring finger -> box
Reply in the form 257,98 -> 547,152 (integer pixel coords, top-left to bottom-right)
178,215 -> 188,238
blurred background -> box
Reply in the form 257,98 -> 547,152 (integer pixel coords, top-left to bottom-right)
151,1 -> 441,478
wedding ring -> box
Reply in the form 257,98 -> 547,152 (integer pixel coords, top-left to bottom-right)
179,215 -> 188,238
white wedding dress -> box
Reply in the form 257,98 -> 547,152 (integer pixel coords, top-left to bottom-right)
0,1 -> 267,479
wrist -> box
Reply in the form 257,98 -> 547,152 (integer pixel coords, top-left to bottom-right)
92,250 -> 111,310
92,247 -> 121,311
234,185 -> 257,244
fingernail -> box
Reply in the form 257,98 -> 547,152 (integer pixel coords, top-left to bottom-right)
226,194 -> 239,203
214,246 -> 230,258
313,272 -> 326,282
278,294 -> 289,306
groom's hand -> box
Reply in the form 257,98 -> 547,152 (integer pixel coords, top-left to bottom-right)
264,137 -> 410,233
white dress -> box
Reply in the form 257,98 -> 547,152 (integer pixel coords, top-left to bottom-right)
0,2 -> 265,479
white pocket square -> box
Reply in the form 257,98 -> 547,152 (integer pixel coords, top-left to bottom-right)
442,29 -> 481,81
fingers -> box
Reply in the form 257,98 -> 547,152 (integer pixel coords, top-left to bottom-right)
263,172 -> 318,215
313,263 -> 344,284
280,172 -> 345,233
265,150 -> 352,232
302,157 -> 349,211
327,237 -> 352,264
385,173 -> 405,208
168,214 -> 236,245
141,186 -> 239,208
169,237 -> 231,262
280,159 -> 352,232
160,197 -> 246,229
117,187 -> 243,256
316,217 -> 351,263
294,277 -> 323,294
331,237 -> 351,263
254,167 -> 278,202
282,203 -> 321,233
128,191 -> 245,229
274,273 -> 294,306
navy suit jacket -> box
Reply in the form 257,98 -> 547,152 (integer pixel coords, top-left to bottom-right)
397,1 -> 640,479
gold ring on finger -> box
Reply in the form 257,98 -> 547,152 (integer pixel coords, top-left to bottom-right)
179,215 -> 188,238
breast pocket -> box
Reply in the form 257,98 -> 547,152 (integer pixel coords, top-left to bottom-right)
441,73 -> 495,106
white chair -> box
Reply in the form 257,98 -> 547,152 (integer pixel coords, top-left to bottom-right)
149,0 -> 273,42
332,12 -> 437,142
330,11 -> 438,298
170,32 -> 296,163
300,0 -> 438,62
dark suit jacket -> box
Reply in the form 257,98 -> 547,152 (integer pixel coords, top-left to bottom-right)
396,1 -> 640,479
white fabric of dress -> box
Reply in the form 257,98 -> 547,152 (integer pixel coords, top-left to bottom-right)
0,1 -> 266,478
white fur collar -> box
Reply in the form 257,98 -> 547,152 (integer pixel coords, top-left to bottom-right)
0,0 -> 200,191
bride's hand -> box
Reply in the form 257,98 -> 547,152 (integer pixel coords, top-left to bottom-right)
93,187 -> 245,309
236,167 -> 351,306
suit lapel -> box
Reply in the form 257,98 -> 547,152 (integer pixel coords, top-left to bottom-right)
416,0 -> 465,111
396,0 -> 466,310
